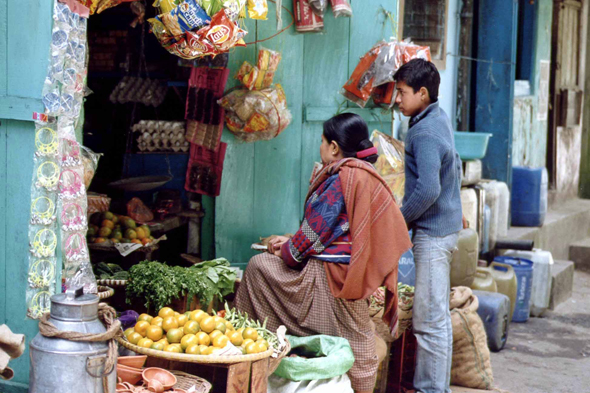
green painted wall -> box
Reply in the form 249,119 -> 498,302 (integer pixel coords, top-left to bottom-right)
0,0 -> 52,390
215,1 -> 401,266
512,0 -> 552,168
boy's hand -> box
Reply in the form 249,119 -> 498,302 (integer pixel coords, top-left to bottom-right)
462,215 -> 468,229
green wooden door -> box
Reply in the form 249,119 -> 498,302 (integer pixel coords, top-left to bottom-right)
0,0 -> 53,390
215,1 -> 397,266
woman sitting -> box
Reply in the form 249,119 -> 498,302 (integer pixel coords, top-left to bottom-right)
235,113 -> 411,393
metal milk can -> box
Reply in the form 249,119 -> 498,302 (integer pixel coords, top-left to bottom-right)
29,288 -> 117,393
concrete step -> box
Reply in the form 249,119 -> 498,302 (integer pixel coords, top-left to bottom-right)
549,260 -> 575,310
569,237 -> 590,272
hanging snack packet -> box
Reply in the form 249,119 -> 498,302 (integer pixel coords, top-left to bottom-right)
196,9 -> 245,53
257,47 -> 282,72
197,0 -> 223,16
235,61 -> 259,90
220,0 -> 246,21
308,0 -> 327,17
156,0 -> 211,36
330,0 -> 351,17
153,0 -> 181,14
248,0 -> 268,19
371,82 -> 396,107
293,0 -> 323,33
341,42 -> 385,107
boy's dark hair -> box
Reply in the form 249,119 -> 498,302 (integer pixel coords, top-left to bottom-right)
393,58 -> 440,102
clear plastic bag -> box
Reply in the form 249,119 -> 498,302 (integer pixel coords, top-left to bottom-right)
308,0 -> 327,17
370,130 -> 405,205
81,145 -> 101,189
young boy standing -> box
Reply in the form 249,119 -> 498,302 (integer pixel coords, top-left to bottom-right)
394,59 -> 463,393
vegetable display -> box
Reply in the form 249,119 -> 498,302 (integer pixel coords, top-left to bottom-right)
125,258 -> 236,312
222,302 -> 280,354
93,262 -> 130,280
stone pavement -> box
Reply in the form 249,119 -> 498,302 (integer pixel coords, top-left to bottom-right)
490,270 -> 590,393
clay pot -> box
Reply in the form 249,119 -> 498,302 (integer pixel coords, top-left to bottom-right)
117,364 -> 143,385
173,389 -> 187,393
118,355 -> 148,369
142,368 -> 177,390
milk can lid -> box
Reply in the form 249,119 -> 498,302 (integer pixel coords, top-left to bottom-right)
51,287 -> 99,321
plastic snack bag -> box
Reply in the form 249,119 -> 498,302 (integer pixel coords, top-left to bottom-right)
196,9 -> 246,52
293,0 -> 323,32
156,0 -> 211,35
80,145 -> 101,190
153,0 -> 181,14
235,61 -> 259,90
371,130 -> 405,205
257,47 -> 282,72
248,0 -> 268,19
341,42 -> 386,107
330,0 -> 351,17
308,0 -> 327,17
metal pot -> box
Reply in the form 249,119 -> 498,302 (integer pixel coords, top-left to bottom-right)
29,287 -> 117,393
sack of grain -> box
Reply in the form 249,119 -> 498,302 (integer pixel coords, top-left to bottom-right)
450,286 -> 494,390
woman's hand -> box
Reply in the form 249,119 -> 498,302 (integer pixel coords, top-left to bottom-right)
267,235 -> 289,255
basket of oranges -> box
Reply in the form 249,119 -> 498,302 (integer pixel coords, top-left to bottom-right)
117,306 -> 279,364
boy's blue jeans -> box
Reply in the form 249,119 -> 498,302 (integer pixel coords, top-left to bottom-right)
412,229 -> 459,393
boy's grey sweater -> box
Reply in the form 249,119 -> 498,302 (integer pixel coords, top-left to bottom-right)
401,101 -> 463,237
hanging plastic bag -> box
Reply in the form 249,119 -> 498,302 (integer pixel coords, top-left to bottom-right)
307,0 -> 327,17
373,41 -> 431,88
293,0 -> 323,33
247,0 -> 268,19
81,145 -> 101,190
341,42 -> 386,108
370,130 -> 405,205
330,0 -> 351,17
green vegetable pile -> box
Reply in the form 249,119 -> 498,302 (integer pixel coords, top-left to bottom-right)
126,258 -> 236,312
223,303 -> 280,353
93,262 -> 130,280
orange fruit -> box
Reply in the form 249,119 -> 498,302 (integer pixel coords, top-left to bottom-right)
209,330 -> 223,342
111,238 -> 120,244
245,342 -> 258,354
101,220 -> 115,230
213,334 -> 229,349
175,314 -> 188,327
196,332 -> 211,346
166,328 -> 184,344
138,313 -> 153,323
125,229 -> 137,240
131,239 -> 142,245
200,346 -> 212,356
137,338 -> 154,348
94,237 -> 107,244
164,344 -> 182,353
242,328 -> 258,341
151,342 -> 165,351
157,338 -> 169,345
185,345 -> 201,355
134,321 -> 151,337
146,325 -> 164,341
159,307 -> 175,318
228,331 -> 243,346
214,321 -> 227,334
162,316 -> 179,332
135,228 -> 146,240
225,322 -> 234,331
237,328 -> 245,336
151,316 -> 164,327
198,344 -> 209,354
200,316 -> 216,333
183,320 -> 200,335
141,238 -> 151,246
241,338 -> 254,348
124,328 -> 135,338
140,225 -> 151,238
190,310 -> 207,323
256,339 -> 269,348
127,332 -> 143,345
255,341 -> 268,353
181,334 -> 199,351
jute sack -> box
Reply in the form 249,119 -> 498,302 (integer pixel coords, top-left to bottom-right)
450,286 -> 494,390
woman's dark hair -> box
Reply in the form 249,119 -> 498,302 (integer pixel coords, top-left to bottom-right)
323,113 -> 378,164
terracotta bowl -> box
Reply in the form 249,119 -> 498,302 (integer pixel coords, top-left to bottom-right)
142,367 -> 177,390
117,355 -> 148,369
117,364 -> 143,385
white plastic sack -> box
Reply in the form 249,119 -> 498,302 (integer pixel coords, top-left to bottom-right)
268,374 -> 354,393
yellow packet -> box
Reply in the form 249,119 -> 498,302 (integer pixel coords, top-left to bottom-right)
247,0 -> 268,20
153,0 -> 180,14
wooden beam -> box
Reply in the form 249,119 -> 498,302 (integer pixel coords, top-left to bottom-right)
0,96 -> 43,122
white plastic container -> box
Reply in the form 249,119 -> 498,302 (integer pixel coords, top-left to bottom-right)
460,188 -> 478,230
462,159 -> 482,186
501,249 -> 554,317
478,181 -> 510,249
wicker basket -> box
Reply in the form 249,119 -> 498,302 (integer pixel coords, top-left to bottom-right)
98,286 -> 114,299
170,370 -> 212,393
267,337 -> 291,375
97,279 -> 127,287
117,337 -> 273,364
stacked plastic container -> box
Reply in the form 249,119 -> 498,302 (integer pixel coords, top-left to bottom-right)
511,167 -> 548,227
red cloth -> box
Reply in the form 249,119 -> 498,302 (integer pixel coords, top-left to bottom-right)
307,158 -> 412,336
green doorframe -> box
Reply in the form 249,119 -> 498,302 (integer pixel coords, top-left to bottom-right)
1,0 -> 53,390
580,7 -> 590,199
